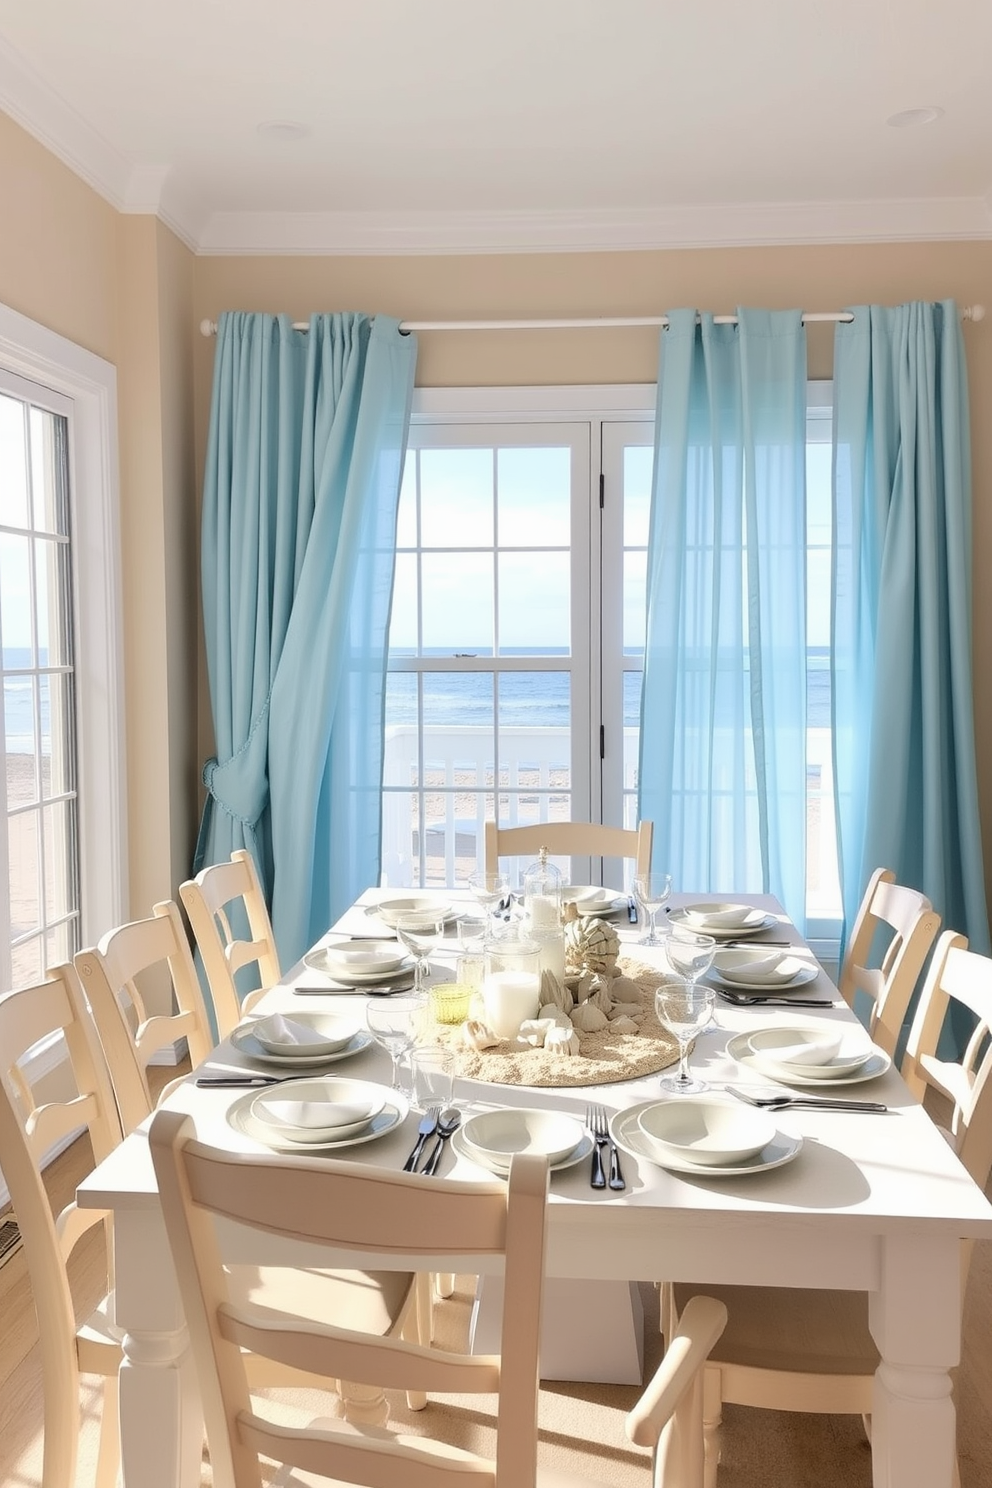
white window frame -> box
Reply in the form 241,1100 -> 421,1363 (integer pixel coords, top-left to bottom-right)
0,301 -> 126,955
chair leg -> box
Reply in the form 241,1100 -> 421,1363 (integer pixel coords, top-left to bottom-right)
94,1374 -> 120,1488
702,1365 -> 722,1488
434,1272 -> 456,1299
338,1378 -> 390,1426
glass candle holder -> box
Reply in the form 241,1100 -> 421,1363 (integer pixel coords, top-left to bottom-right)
482,939 -> 541,1039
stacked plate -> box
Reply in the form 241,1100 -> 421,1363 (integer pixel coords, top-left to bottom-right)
228,1076 -> 407,1152
304,938 -> 415,988
671,902 -> 778,938
711,948 -> 818,992
454,1107 -> 592,1176
373,893 -> 455,929
230,1010 -> 371,1067
609,1098 -> 803,1176
561,886 -> 624,917
726,1025 -> 890,1087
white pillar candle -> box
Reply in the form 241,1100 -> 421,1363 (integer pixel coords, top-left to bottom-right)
527,893 -> 559,929
482,970 -> 541,1039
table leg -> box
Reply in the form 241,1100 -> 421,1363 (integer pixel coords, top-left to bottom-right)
869,1233 -> 961,1488
114,1208 -> 203,1488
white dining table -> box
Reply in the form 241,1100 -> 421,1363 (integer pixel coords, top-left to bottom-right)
77,890 -> 992,1488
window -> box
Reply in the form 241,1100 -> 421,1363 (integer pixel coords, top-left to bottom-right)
0,375 -> 78,986
383,383 -> 841,935
0,302 -> 125,994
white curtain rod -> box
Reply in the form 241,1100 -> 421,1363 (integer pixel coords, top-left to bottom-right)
199,305 -> 985,336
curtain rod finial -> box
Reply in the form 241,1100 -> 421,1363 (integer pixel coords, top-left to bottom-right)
966,304 -> 985,323
200,319 -> 217,337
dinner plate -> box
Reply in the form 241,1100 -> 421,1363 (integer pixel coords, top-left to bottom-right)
712,964 -> 818,991
682,901 -> 758,929
725,1030 -> 891,1087
230,1022 -> 372,1067
372,894 -> 457,928
305,941 -> 408,976
576,896 -> 627,918
228,1080 -> 407,1153
668,908 -> 781,940
451,1124 -> 594,1176
303,948 -> 416,984
609,1101 -> 803,1176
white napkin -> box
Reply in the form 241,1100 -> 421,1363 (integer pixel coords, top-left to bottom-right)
685,904 -> 757,928
256,1098 -> 375,1130
250,1013 -> 329,1048
718,952 -> 789,983
753,1031 -> 843,1066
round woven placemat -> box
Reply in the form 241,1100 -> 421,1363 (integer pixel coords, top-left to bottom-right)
432,956 -> 683,1089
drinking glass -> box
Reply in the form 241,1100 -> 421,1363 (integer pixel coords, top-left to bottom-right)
395,910 -> 446,994
632,871 -> 673,945
365,993 -> 427,1094
655,928 -> 717,1093
654,979 -> 716,1095
467,870 -> 510,927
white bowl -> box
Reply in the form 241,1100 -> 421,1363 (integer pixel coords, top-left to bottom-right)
683,901 -> 757,929
561,886 -> 614,909
712,950 -> 794,985
461,1108 -> 585,1168
247,1012 -> 361,1057
376,894 -> 453,928
636,1098 -> 775,1167
316,940 -> 406,975
744,1026 -> 870,1079
250,1078 -> 386,1143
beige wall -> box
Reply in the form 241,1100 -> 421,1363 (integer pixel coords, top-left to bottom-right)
2,96 -> 991,935
194,243 -> 992,903
0,112 -> 198,933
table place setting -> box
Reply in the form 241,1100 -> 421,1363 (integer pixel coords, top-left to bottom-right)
225,1074 -> 408,1153
221,1010 -> 373,1070
666,900 -> 782,940
724,1023 -> 891,1087
608,1095 -> 805,1177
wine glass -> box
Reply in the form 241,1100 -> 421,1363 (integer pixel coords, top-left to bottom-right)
655,928 -> 717,1093
467,870 -> 510,928
395,910 -> 446,994
365,993 -> 427,1094
632,871 -> 673,946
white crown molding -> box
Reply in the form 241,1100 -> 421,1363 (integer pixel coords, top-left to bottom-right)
0,30 -> 990,258
0,35 -> 133,208
197,196 -> 992,257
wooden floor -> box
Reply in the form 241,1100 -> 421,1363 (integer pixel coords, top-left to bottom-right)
3,1067 -> 992,1487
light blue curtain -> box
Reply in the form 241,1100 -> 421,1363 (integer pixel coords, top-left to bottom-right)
196,311 -> 417,969
832,302 -> 990,978
639,308 -> 808,928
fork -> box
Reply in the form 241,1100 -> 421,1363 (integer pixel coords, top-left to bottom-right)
729,1087 -> 888,1113
587,1105 -> 625,1190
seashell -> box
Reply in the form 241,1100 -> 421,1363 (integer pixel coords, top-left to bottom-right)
610,976 -> 642,1004
588,982 -> 614,1014
572,972 -> 597,1002
570,1002 -> 609,1033
565,916 -> 621,975
541,970 -> 573,1013
608,1003 -> 643,1021
518,1018 -> 557,1048
562,901 -> 580,924
462,1018 -> 500,1051
609,1015 -> 640,1035
545,1026 -> 581,1058
538,1004 -> 573,1028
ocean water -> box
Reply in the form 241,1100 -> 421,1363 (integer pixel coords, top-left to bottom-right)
386,648 -> 831,729
3,647 -> 51,752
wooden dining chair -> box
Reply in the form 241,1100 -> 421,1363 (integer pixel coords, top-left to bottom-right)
74,899 -> 216,1134
179,848 -> 280,1022
149,1106 -> 727,1488
0,964 -> 124,1488
672,928 -> 992,1487
837,866 -> 941,1058
484,818 -> 654,881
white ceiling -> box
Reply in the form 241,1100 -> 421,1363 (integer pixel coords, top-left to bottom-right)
1,0 -> 990,255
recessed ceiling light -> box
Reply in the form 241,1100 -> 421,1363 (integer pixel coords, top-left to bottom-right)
886,107 -> 944,129
256,120 -> 310,142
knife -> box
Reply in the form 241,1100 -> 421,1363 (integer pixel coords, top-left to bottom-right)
196,1074 -> 284,1087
